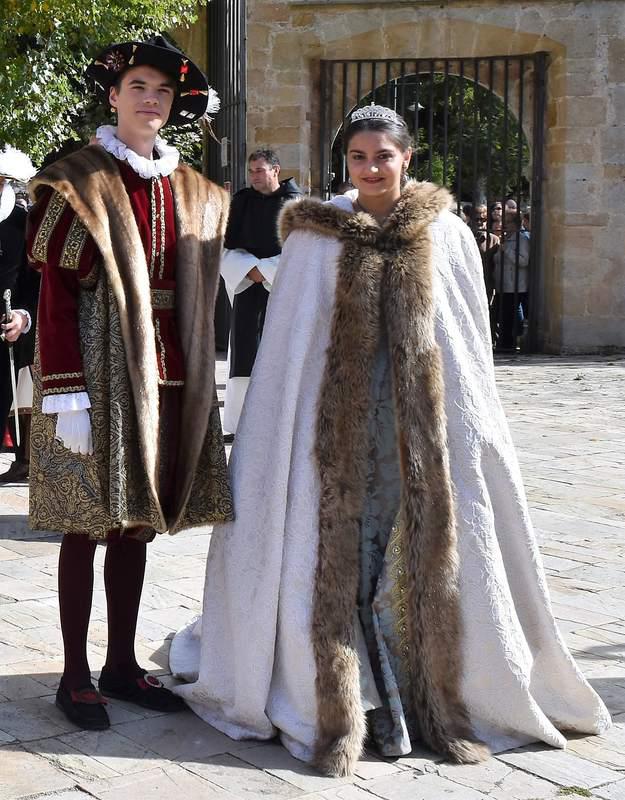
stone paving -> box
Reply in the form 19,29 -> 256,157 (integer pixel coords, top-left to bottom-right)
0,354 -> 624,800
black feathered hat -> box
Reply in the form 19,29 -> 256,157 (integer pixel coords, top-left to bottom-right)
85,35 -> 219,127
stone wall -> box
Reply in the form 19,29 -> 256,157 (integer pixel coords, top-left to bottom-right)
237,0 -> 624,353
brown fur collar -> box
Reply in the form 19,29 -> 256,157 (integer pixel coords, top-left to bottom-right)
280,180 -> 452,250
281,182 -> 488,775
30,145 -> 228,530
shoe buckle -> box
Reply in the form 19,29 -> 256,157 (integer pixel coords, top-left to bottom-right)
70,688 -> 108,705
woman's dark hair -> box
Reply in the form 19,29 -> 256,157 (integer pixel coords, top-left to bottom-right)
343,112 -> 413,155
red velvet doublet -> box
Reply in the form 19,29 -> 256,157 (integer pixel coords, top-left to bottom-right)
28,158 -> 185,395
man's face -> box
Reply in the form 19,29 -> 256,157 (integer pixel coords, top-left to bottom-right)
474,205 -> 488,230
248,158 -> 280,194
109,65 -> 176,136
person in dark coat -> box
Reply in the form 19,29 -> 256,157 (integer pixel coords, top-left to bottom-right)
0,146 -> 38,482
221,149 -> 302,438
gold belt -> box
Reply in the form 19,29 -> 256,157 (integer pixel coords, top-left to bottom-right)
151,289 -> 175,310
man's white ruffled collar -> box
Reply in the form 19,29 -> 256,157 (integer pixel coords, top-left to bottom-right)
95,125 -> 179,179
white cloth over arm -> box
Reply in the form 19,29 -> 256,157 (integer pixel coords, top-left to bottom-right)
220,250 -> 281,434
42,391 -> 93,455
221,248 -> 256,303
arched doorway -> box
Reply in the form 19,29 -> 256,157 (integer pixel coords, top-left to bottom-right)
319,54 -> 547,352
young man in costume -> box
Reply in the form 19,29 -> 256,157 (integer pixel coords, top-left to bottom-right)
27,36 -> 232,730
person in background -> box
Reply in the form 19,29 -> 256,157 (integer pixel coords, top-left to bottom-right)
472,204 -> 500,307
493,210 -> 530,350
220,149 -> 302,441
0,146 -> 38,483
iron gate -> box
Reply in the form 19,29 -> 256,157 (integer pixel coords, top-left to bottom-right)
205,0 -> 247,192
318,53 -> 547,352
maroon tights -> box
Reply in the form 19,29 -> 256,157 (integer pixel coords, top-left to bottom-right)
58,533 -> 147,689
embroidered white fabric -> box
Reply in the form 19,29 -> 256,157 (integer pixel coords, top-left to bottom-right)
42,392 -> 91,413
95,125 -> 180,179
170,200 -> 611,763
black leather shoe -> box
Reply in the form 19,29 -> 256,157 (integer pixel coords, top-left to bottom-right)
56,680 -> 110,730
99,670 -> 186,712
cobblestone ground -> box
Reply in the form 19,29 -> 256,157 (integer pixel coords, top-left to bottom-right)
0,354 -> 624,800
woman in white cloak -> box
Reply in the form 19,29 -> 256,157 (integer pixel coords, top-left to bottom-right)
170,106 -> 610,776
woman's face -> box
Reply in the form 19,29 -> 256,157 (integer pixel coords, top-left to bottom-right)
346,131 -> 411,200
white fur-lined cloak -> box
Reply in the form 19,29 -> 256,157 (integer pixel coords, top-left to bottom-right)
170,182 -> 610,774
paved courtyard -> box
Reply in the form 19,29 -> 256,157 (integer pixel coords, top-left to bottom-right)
0,354 -> 624,800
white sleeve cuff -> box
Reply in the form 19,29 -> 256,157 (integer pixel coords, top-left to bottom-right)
42,391 -> 91,414
14,309 -> 32,334
221,248 -> 258,301
258,255 -> 280,288
234,277 -> 254,295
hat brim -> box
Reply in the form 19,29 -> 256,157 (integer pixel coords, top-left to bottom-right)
85,41 -> 210,127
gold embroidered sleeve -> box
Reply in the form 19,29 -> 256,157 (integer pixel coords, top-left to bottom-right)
59,215 -> 90,271
31,192 -> 67,264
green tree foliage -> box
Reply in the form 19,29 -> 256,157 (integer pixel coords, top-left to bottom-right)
405,73 -> 531,202
0,0 -> 202,165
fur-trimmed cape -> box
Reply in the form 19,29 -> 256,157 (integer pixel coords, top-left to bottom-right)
281,183 -> 487,773
170,182 -> 610,776
28,145 -> 233,536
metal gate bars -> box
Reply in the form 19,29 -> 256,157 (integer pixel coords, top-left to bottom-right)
205,0 -> 247,192
318,54 -> 547,352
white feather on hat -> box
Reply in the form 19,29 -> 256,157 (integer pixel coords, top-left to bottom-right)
0,145 -> 36,183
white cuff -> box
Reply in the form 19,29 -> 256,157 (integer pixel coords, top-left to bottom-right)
42,391 -> 91,414
234,277 -> 254,295
14,309 -> 32,334
258,255 -> 280,287
221,248 -> 258,301
55,409 -> 93,455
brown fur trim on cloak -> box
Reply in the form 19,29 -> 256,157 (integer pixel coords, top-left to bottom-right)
280,182 -> 489,775
30,145 -> 230,533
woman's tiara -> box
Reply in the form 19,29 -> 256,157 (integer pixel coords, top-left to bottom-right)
350,104 -> 405,125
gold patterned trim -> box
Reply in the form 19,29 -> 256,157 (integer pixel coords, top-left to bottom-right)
151,289 -> 175,310
158,178 -> 166,280
389,516 -> 411,673
158,378 -> 184,387
154,317 -> 168,382
60,214 -> 89,271
42,384 -> 87,395
32,192 -> 67,263
42,371 -> 84,382
149,177 -> 168,280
